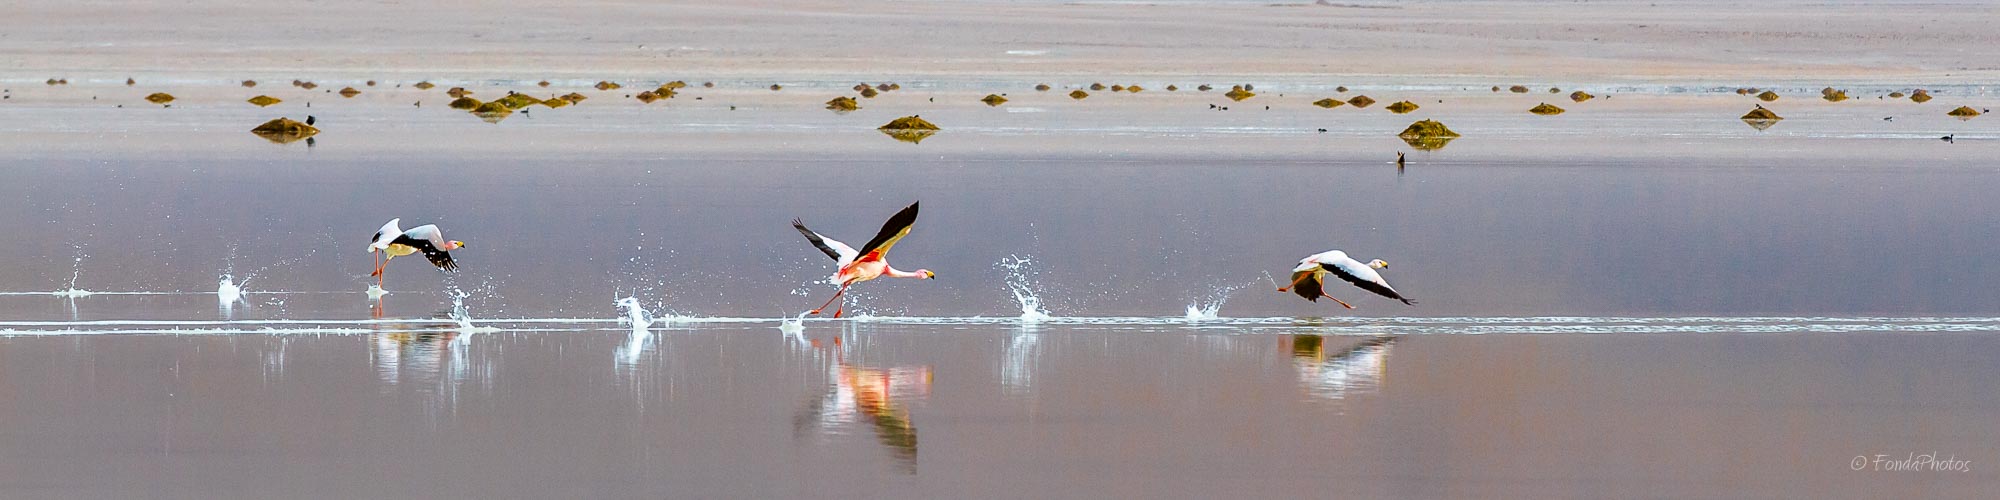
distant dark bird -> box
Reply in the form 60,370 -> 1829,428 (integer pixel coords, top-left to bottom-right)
1883,117 -> 1893,121
1317,128 -> 1327,133
1279,250 -> 1415,309
305,116 -> 316,126
1396,151 -> 1405,167
367,218 -> 466,288
414,101 -> 421,107
1942,134 -> 1954,143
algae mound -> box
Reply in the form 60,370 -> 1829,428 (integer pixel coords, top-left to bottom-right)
1347,95 -> 1376,108
1548,87 -> 1561,93
448,97 -> 482,110
540,97 -> 569,109
366,80 -> 377,87
770,84 -> 783,91
538,80 -> 551,88
1509,85 -> 1529,93
1035,83 -> 1052,91
1197,84 -> 1213,91
470,101 -> 514,123
1336,86 -> 1348,93
1090,83 -> 1106,91
414,81 -> 435,90
495,93 -> 543,109
144,93 -> 176,104
1397,119 -> 1460,151
662,80 -> 687,89
1529,103 -> 1566,115
1225,85 -> 1255,101
981,94 -> 1008,106
1947,106 -> 1981,119
1312,98 -> 1344,109
339,87 -> 361,98
634,91 -> 662,103
860,87 -> 879,98
1741,107 -> 1782,120
249,117 -> 318,143
1166,85 -> 1178,91
1126,85 -> 1144,93
561,92 -> 588,103
447,87 -> 472,98
126,78 -> 135,86
1070,90 -> 1090,99
853,83 -> 871,92
878,115 -> 940,144
300,82 -> 318,90
1887,92 -> 1906,98
826,96 -> 861,111
879,115 -> 940,131
1756,90 -> 1779,102
703,82 -> 715,88
595,81 -> 622,90
1570,91 -> 1595,102
1398,119 -> 1460,139
1820,87 -> 1848,102
1385,100 -> 1419,114
243,80 -> 258,88
1492,86 -> 1502,92
1910,90 -> 1932,103
1111,85 -> 1125,92
247,95 -> 282,107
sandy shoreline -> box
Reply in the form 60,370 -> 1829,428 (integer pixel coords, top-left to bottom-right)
6,0 -> 1999,86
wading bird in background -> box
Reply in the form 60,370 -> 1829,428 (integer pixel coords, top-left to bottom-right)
1279,250 -> 1416,309
368,218 -> 465,287
793,202 -> 935,318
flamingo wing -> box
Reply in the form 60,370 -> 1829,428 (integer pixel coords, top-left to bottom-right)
370,218 -> 402,250
1321,260 -> 1413,305
393,225 -> 458,271
855,201 -> 919,259
793,218 -> 858,265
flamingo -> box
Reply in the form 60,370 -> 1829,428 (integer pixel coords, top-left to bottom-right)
793,202 -> 935,317
1278,250 -> 1416,309
367,218 -> 465,287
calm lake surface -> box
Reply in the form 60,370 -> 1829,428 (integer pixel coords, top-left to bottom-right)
2,89 -> 1996,497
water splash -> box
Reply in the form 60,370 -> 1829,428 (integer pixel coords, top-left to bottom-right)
998,255 -> 1053,322
53,250 -> 91,297
447,289 -> 499,334
218,275 -> 246,318
779,311 -> 807,335
614,297 -> 656,367
1184,280 -> 1255,322
615,296 -> 656,331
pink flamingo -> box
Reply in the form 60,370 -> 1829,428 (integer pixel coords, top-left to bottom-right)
792,202 -> 935,317
367,218 -> 465,288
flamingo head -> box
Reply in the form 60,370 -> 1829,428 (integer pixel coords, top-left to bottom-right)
919,269 -> 936,279
446,240 -> 467,251
1368,259 -> 1389,269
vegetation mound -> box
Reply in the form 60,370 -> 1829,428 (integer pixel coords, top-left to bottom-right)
1312,98 -> 1344,109
1529,103 -> 1566,115
250,117 -> 318,143
1398,119 -> 1461,139
1385,101 -> 1419,114
247,95 -> 282,107
826,96 -> 860,111
981,94 -> 1008,106
1347,95 -> 1376,108
144,93 -> 176,104
1225,85 -> 1256,101
1570,91 -> 1594,102
447,97 -> 482,110
879,115 -> 940,131
1947,106 -> 1981,118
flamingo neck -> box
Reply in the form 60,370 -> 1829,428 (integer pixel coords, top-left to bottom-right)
885,266 -> 926,279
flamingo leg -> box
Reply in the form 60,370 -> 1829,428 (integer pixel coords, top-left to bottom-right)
1277,272 -> 1312,292
1323,294 -> 1354,309
809,284 -> 850,316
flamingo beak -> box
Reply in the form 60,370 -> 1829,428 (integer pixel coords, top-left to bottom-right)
924,270 -> 936,279
452,240 -> 467,249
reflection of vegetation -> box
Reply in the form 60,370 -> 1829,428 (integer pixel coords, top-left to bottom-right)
879,129 -> 937,144
1400,135 -> 1456,151
1741,119 -> 1780,131
1385,101 -> 1419,114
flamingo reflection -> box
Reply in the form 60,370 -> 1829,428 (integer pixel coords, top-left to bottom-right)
1285,335 -> 1395,401
793,335 -> 932,473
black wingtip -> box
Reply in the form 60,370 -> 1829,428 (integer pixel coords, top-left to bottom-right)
1401,298 -> 1417,305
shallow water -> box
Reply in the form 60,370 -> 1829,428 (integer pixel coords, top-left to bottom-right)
2,90 -> 1998,496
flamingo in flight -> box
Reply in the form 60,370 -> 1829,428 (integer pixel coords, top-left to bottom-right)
367,218 -> 465,287
793,202 -> 935,318
1278,250 -> 1416,309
